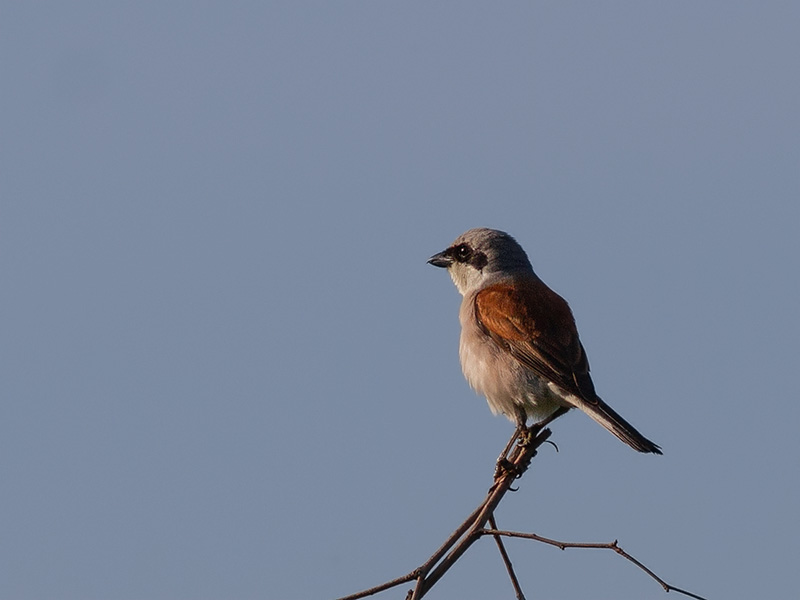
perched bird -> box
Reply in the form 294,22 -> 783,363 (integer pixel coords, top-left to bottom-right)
428,227 -> 661,454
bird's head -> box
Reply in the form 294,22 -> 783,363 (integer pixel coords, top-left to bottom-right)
428,228 -> 533,295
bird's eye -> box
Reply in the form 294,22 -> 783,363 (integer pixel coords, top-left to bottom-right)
454,244 -> 472,262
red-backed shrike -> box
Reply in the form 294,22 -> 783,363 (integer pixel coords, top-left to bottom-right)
429,228 -> 661,454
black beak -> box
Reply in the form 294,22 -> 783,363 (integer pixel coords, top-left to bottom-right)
427,250 -> 452,268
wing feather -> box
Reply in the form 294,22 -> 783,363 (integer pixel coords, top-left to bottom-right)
474,280 -> 662,453
474,281 -> 598,402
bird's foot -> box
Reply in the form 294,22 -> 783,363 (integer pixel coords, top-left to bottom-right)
517,426 -> 536,447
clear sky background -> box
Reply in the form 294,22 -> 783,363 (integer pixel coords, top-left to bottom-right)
2,3 -> 798,599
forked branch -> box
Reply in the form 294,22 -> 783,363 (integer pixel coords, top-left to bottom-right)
336,425 -> 706,600
480,529 -> 707,600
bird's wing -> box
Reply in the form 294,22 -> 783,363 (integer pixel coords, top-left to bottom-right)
474,281 -> 598,402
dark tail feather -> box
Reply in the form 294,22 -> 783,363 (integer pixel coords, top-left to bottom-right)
569,395 -> 662,454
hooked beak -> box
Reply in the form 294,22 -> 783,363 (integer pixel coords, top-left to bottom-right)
427,250 -> 452,268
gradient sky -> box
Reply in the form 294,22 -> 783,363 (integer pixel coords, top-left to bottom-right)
2,3 -> 798,599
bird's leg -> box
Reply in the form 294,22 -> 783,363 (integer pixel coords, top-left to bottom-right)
512,407 -> 570,453
513,405 -> 528,429
494,431 -> 521,481
496,427 -> 522,465
495,408 -> 529,479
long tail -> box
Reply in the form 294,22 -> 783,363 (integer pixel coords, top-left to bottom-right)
568,395 -> 662,454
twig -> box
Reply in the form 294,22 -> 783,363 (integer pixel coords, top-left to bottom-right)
480,529 -> 708,600
488,514 -> 526,600
412,427 -> 552,597
336,423 -> 706,600
337,426 -> 549,600
410,501 -> 487,585
334,572 -> 418,600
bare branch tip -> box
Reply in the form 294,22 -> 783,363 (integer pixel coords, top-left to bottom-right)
338,428 -> 705,600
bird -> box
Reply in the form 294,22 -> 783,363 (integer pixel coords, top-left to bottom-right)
428,227 -> 661,454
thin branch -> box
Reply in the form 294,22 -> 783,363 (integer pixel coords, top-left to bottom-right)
412,501 -> 487,582
334,571 -> 418,600
338,426 -> 550,600
414,427 -> 552,596
488,514 -> 526,600
481,529 -> 708,600
336,422 -> 706,600
335,498 -> 496,600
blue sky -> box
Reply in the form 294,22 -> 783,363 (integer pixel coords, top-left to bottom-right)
2,3 -> 798,599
